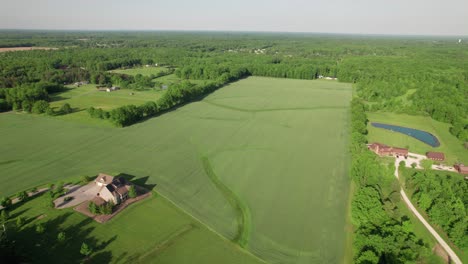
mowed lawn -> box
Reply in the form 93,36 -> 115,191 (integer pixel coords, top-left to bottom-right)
0,77 -> 352,263
367,112 -> 468,164
49,84 -> 163,126
7,193 -> 261,264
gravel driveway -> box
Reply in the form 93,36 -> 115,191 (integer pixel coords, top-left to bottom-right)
54,183 -> 101,209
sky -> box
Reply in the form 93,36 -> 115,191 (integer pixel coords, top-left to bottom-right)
1,0 -> 467,35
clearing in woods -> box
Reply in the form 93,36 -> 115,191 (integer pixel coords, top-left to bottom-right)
109,66 -> 171,77
367,112 -> 468,164
49,84 -> 164,126
0,77 -> 352,263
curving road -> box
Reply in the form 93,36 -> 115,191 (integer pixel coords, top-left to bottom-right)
394,160 -> 462,264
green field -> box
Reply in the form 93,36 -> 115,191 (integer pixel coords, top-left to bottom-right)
367,112 -> 468,164
109,66 -> 170,77
0,77 -> 352,263
6,191 -> 262,263
49,84 -> 163,126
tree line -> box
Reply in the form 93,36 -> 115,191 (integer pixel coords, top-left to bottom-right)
89,67 -> 249,126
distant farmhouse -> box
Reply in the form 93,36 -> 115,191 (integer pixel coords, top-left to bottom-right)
367,142 -> 408,158
74,81 -> 89,87
97,86 -> 120,92
92,173 -> 131,206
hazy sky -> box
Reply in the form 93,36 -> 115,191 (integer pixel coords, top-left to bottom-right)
1,0 -> 467,35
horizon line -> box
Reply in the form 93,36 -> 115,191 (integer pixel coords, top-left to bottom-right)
0,28 -> 467,38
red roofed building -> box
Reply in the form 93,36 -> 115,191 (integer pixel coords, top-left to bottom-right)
367,143 -> 408,158
454,164 -> 468,175
426,152 -> 445,161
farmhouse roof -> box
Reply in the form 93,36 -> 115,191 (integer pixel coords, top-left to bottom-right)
116,185 -> 129,196
96,173 -> 114,185
392,147 -> 408,155
426,152 -> 445,161
367,142 -> 408,156
105,184 -> 115,193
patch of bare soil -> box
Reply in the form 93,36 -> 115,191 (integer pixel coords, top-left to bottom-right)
36,214 -> 46,220
433,243 -> 449,263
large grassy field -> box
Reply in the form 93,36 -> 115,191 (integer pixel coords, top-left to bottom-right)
49,84 -> 163,126
0,77 -> 352,263
367,112 -> 468,164
6,191 -> 262,264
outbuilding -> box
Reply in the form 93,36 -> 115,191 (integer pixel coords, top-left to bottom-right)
426,152 -> 445,161
454,164 -> 468,175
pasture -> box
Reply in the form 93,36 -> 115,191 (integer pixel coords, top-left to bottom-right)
0,77 -> 352,263
49,84 -> 163,126
109,66 -> 170,77
6,191 -> 261,263
367,112 -> 468,164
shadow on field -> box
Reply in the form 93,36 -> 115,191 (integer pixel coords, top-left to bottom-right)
116,173 -> 157,191
7,191 -> 48,212
7,209 -> 116,263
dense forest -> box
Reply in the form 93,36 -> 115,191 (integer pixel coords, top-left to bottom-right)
402,168 -> 467,248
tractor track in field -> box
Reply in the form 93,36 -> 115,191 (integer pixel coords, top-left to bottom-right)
202,100 -> 347,113
200,156 -> 252,248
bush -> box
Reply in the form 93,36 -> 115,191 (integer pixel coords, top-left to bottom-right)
128,185 -> 137,198
0,197 -> 12,208
60,103 -> 72,114
31,100 -> 50,114
35,224 -> 45,234
57,232 -> 66,243
17,191 -> 28,202
45,107 -> 55,116
21,100 -> 32,112
99,201 -> 114,215
64,196 -> 73,202
88,202 -> 98,214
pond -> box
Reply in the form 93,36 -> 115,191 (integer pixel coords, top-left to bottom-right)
371,122 -> 440,147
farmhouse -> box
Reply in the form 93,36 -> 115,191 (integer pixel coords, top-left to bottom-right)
454,164 -> 468,175
367,142 -> 408,158
94,173 -> 131,204
426,152 -> 445,161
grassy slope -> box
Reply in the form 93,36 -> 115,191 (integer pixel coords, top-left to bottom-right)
367,112 -> 468,164
49,84 -> 163,126
6,192 -> 262,264
0,77 -> 352,263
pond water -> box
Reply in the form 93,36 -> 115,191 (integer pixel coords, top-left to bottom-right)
371,122 -> 440,147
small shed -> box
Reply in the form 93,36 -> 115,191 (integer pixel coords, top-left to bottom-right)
454,164 -> 468,175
